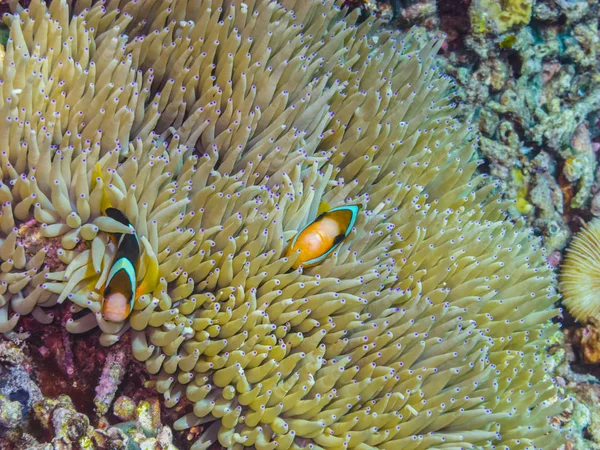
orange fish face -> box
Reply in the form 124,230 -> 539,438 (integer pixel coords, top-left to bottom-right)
102,264 -> 134,322
102,292 -> 132,322
286,205 -> 359,269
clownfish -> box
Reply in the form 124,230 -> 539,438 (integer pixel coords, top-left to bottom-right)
285,202 -> 359,269
102,207 -> 140,322
91,163 -> 158,322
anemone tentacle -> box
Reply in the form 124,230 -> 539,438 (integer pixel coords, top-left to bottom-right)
0,0 -> 566,448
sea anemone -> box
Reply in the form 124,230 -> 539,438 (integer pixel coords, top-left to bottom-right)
560,218 -> 600,322
0,0 -> 567,448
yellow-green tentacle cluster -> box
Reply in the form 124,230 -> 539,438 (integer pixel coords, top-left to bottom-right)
0,0 -> 566,448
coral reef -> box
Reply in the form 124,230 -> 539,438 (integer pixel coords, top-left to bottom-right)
0,327 -> 182,449
360,0 -> 600,254
465,0 -> 600,253
0,0 -> 568,448
0,339 -> 42,432
28,394 -> 177,449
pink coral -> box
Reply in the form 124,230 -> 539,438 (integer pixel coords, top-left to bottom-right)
94,337 -> 132,416
547,249 -> 563,268
542,60 -> 562,85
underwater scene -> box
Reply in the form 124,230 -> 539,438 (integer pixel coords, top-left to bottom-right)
1,0 -> 600,448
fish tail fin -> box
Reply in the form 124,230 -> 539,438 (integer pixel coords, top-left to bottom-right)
92,162 -> 113,215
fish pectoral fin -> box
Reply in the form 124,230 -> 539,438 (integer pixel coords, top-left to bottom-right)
135,278 -> 157,299
85,278 -> 100,292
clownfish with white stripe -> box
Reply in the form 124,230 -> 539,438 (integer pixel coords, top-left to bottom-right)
101,207 -> 140,322
285,201 -> 359,269
91,163 -> 159,322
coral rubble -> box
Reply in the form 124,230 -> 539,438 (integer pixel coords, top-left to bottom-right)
31,394 -> 177,449
0,0 -> 569,448
94,338 -> 132,416
0,339 -> 42,431
0,330 -> 180,449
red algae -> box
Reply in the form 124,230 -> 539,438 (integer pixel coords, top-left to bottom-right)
17,305 -> 104,418
32,338 -> 100,418
13,308 -> 196,447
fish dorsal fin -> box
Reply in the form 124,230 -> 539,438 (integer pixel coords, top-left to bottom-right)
105,209 -> 140,255
105,207 -> 132,228
92,163 -> 113,215
317,200 -> 331,216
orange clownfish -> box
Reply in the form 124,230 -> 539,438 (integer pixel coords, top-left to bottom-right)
102,207 -> 140,322
91,163 -> 159,323
285,203 -> 359,269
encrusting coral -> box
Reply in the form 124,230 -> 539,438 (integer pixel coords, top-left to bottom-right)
471,0 -> 533,34
0,0 -> 568,448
